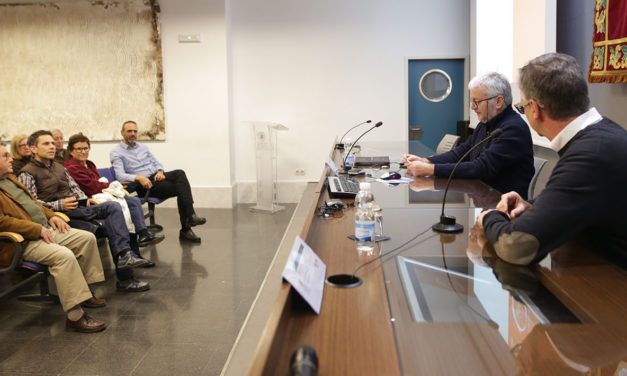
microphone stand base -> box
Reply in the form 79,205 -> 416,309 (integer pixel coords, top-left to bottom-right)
326,274 -> 363,289
432,222 -> 464,234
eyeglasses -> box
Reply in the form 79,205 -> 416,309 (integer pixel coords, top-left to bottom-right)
18,143 -> 28,148
513,98 -> 543,114
514,98 -> 531,114
0,152 -> 11,159
72,147 -> 90,152
471,95 -> 497,108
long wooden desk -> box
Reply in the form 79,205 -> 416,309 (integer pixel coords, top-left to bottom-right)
223,145 -> 627,375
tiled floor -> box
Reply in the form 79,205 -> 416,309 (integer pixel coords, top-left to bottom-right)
0,205 -> 295,375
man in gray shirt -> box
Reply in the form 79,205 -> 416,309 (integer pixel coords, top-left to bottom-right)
110,121 -> 206,243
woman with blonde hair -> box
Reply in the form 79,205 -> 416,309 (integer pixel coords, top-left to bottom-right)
10,134 -> 31,174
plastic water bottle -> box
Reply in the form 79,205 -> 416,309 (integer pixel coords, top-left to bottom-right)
354,181 -> 373,207
355,182 -> 375,254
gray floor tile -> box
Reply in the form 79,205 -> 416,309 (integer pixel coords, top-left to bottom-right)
131,343 -> 213,376
0,339 -> 32,366
0,204 -> 295,376
0,338 -> 90,374
62,337 -> 152,375
201,342 -> 234,376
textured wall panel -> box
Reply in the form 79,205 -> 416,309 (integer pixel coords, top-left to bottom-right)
0,0 -> 164,141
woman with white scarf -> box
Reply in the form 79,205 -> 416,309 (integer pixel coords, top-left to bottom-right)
63,133 -> 164,255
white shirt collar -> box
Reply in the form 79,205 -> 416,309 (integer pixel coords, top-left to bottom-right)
549,107 -> 603,152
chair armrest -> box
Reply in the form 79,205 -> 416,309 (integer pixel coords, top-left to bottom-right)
54,212 -> 70,222
0,232 -> 26,273
0,232 -> 25,243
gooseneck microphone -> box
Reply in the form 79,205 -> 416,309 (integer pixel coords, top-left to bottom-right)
337,120 -> 372,149
342,121 -> 383,170
289,345 -> 318,376
432,128 -> 503,233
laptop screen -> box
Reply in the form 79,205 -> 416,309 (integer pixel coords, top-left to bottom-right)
326,158 -> 340,177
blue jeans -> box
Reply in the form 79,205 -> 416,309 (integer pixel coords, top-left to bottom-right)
66,201 -> 135,281
125,196 -> 147,234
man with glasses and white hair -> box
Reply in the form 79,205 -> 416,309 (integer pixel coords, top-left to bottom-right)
403,71 -> 535,199
478,53 -> 627,267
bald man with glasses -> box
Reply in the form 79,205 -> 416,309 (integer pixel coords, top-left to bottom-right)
111,121 -> 206,243
403,72 -> 535,199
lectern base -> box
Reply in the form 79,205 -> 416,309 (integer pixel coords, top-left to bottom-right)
250,204 -> 285,214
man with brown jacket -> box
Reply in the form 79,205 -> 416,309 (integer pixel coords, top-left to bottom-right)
0,144 -> 107,333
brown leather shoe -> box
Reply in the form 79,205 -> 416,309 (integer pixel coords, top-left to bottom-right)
81,296 -> 107,308
66,313 -> 108,333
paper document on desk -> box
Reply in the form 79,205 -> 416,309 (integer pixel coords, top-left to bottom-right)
282,236 -> 326,314
376,177 -> 413,184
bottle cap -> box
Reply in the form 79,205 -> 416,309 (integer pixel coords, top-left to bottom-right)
359,182 -> 371,190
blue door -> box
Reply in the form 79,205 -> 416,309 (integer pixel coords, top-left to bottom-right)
408,59 -> 465,151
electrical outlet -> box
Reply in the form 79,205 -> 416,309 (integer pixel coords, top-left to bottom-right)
295,169 -> 306,176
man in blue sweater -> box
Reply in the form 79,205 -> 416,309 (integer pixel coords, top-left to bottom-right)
404,72 -> 535,199
478,53 -> 627,267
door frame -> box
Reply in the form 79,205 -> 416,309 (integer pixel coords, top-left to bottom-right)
404,56 -> 470,145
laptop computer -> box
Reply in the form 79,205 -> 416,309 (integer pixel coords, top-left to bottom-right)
325,158 -> 360,198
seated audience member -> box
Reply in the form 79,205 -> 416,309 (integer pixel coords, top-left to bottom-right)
478,53 -> 627,266
64,133 -> 164,248
10,134 -> 31,174
52,128 -> 70,163
0,144 -> 107,333
110,120 -> 206,243
18,130 -> 152,292
403,72 -> 535,199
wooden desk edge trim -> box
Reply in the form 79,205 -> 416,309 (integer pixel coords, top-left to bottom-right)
221,183 -> 320,376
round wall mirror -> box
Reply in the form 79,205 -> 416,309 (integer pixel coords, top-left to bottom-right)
419,69 -> 452,103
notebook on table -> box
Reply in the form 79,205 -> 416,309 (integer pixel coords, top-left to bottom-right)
354,156 -> 390,167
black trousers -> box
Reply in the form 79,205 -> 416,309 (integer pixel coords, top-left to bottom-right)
131,169 -> 196,229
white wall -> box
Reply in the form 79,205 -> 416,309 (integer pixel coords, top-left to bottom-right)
474,0 -> 513,79
471,0 -> 556,146
4,0 -> 470,207
469,0 -> 513,128
228,0 -> 470,202
512,0 -> 556,83
513,0 -> 556,147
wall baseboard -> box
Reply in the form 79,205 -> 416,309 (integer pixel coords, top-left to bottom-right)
236,181 -> 309,205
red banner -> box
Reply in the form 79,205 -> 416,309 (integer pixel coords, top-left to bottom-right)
589,0 -> 627,83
